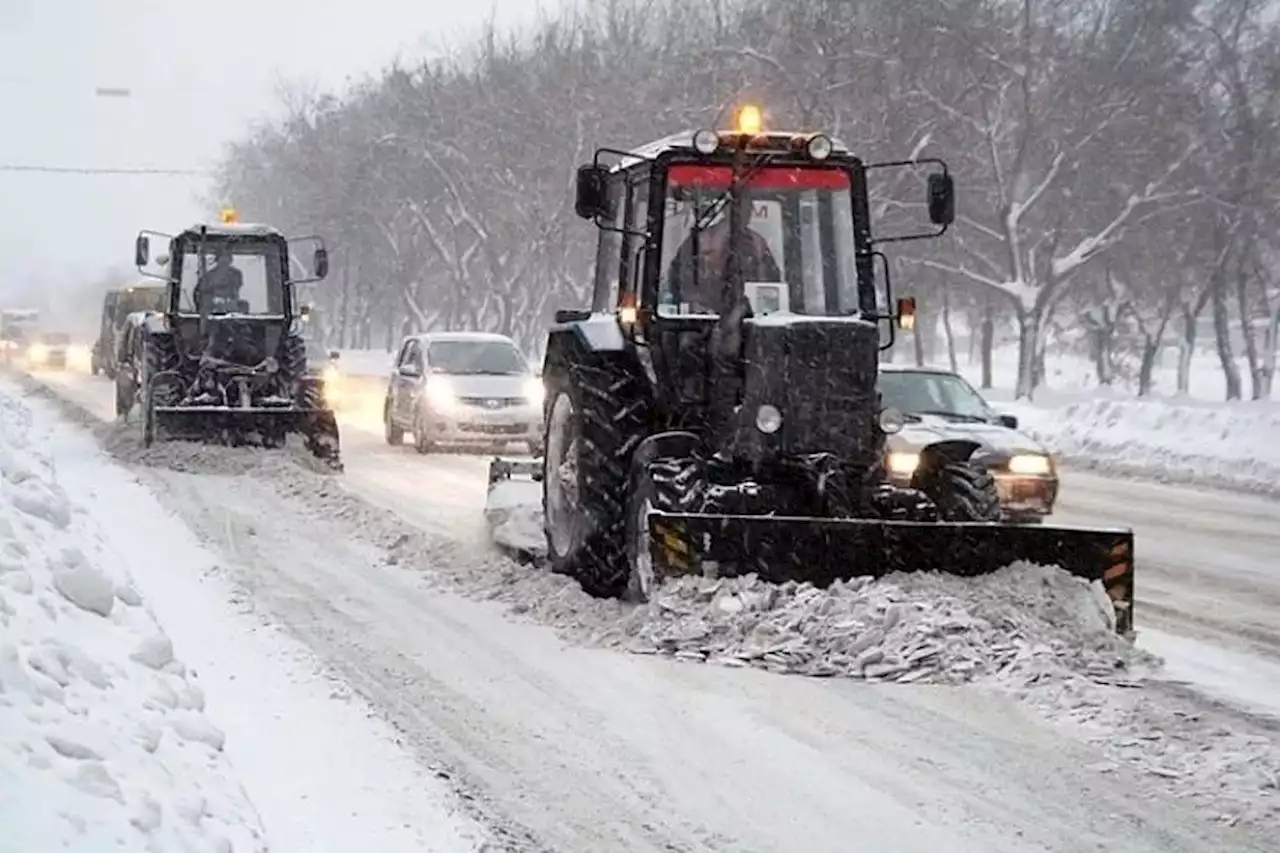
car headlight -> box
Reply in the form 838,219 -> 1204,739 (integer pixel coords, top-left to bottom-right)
523,376 -> 545,407
886,451 -> 920,476
28,344 -> 47,362
425,377 -> 456,411
1008,454 -> 1052,475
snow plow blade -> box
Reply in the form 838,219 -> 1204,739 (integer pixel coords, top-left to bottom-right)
647,514 -> 1134,635
150,405 -> 343,470
485,457 -> 544,561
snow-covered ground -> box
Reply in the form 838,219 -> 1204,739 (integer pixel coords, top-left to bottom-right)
0,378 -> 491,851
9,365 -> 1280,849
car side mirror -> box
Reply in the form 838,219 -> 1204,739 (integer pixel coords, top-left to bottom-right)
399,362 -> 422,378
154,254 -> 170,268
135,234 -> 150,267
574,164 -> 609,220
313,247 -> 329,279
926,172 -> 955,225
997,414 -> 1018,429
299,304 -> 312,319
328,350 -> 340,360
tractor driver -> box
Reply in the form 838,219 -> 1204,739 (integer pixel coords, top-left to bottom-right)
193,245 -> 245,313
664,192 -> 782,313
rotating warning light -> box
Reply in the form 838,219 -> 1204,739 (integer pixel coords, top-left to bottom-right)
736,104 -> 762,135
219,207 -> 239,224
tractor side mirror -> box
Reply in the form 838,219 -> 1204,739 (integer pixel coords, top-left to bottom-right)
997,414 -> 1019,430
927,173 -> 955,225
574,165 -> 609,220
896,297 -> 917,331
313,247 -> 329,280
135,235 -> 150,267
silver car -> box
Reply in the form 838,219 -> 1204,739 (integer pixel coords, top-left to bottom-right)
382,332 -> 544,454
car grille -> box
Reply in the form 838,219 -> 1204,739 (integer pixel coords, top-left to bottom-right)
458,396 -> 525,409
458,423 -> 528,435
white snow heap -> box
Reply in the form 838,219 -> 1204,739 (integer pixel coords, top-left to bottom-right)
0,394 -> 266,852
602,562 -> 1149,684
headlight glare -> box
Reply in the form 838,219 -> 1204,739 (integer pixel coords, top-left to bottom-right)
523,376 -> 545,406
1008,454 -> 1052,475
425,377 -> 456,411
886,451 -> 920,475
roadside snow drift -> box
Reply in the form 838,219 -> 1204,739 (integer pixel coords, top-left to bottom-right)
1005,396 -> 1280,497
0,395 -> 266,851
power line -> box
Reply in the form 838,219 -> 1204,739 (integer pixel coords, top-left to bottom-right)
0,163 -> 210,176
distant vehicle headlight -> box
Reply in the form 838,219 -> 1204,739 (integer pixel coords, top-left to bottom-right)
523,376 -> 545,407
322,364 -> 341,384
27,343 -> 48,363
1008,454 -> 1052,476
425,377 -> 456,412
886,451 -> 919,475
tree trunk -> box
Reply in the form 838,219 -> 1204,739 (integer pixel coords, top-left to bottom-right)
1234,258 -> 1263,399
1211,260 -> 1242,400
941,287 -> 959,373
979,309 -> 994,389
1014,308 -> 1041,400
1262,304 -> 1280,399
1137,338 -> 1160,396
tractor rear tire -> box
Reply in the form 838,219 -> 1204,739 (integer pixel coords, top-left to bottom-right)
924,461 -> 1002,522
543,358 -> 647,599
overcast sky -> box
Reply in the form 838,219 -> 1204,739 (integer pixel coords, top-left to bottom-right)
0,0 -> 552,305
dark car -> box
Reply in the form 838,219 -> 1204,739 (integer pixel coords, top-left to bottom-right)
879,365 -> 1058,523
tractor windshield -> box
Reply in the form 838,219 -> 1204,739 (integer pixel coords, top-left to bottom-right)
115,287 -> 167,317
177,238 -> 285,316
658,164 -> 859,318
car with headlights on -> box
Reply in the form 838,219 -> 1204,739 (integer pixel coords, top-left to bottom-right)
383,331 -> 544,454
878,365 -> 1057,523
26,332 -> 72,371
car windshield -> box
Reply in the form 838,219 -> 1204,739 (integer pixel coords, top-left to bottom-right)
116,287 -> 167,316
657,163 -> 860,318
177,239 -> 284,315
427,340 -> 528,375
879,371 -> 994,421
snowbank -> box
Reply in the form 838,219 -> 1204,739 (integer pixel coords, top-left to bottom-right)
0,396 -> 267,851
1006,395 -> 1280,497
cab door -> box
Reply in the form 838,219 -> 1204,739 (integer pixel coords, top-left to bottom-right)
391,339 -> 425,425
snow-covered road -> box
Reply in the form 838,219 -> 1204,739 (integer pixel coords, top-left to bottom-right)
15,367 -> 1280,850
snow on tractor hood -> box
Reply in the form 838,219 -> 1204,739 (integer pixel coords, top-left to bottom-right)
888,413 -> 1048,457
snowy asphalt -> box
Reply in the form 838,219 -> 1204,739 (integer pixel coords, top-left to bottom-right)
15,367 -> 1280,851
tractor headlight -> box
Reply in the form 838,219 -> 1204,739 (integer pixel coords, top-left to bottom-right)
878,407 -> 905,435
523,376 -> 545,407
1008,453 -> 1052,476
806,134 -> 833,161
425,377 -> 456,412
755,404 -> 782,434
693,129 -> 720,155
886,452 -> 920,476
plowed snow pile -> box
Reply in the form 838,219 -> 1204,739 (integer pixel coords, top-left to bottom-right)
0,397 -> 266,851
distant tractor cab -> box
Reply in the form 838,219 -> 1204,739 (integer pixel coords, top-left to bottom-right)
92,283 -> 168,378
124,207 -> 341,467
486,104 -> 1136,635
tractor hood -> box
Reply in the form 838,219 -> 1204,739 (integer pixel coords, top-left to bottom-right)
888,413 -> 1047,457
